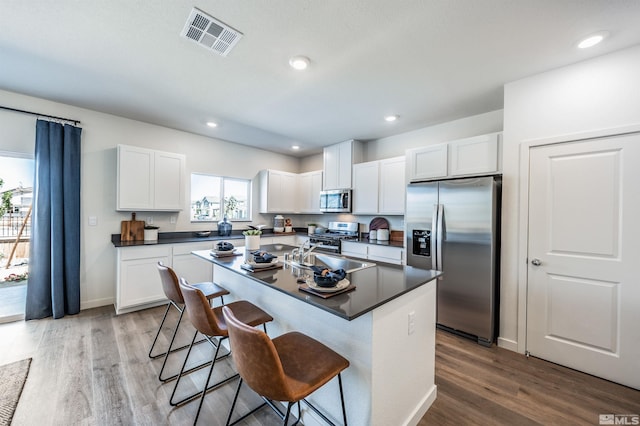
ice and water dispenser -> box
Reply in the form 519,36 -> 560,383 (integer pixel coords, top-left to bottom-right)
412,229 -> 431,257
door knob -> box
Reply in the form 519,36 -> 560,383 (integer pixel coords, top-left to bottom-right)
531,258 -> 542,266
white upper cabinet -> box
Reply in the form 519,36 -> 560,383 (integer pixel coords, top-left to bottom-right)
352,156 -> 406,215
449,133 -> 500,176
259,169 -> 299,213
406,143 -> 448,182
323,140 -> 363,189
117,144 -> 185,211
378,156 -> 406,214
352,161 -> 379,214
297,170 -> 323,213
406,132 -> 501,182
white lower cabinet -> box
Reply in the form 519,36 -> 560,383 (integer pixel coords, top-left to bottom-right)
341,241 -> 404,265
116,241 -> 214,315
172,242 -> 215,284
368,244 -> 405,264
116,245 -> 172,314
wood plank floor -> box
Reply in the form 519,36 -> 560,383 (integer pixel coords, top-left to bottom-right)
0,305 -> 638,425
421,330 -> 640,426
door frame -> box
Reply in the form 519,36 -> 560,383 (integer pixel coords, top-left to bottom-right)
516,123 -> 640,355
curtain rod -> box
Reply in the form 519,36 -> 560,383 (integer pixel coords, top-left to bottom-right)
0,105 -> 81,125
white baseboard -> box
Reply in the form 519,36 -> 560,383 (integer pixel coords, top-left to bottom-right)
80,297 -> 114,311
406,384 -> 438,426
497,336 -> 519,352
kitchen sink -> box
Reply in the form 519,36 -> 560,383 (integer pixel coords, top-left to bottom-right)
287,253 -> 375,273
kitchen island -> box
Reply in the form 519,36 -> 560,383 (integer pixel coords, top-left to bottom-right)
192,244 -> 441,426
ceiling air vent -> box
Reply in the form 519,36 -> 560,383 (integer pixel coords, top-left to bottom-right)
180,7 -> 243,57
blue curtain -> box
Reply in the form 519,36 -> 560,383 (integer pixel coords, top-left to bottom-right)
26,120 -> 82,320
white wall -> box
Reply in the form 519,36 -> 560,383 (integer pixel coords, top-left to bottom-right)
0,89 -> 299,309
502,44 -> 640,350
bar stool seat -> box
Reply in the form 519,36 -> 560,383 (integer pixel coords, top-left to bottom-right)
173,278 -> 274,425
150,262 -> 229,382
223,306 -> 350,426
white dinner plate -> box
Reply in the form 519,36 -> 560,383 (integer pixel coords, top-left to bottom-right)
211,249 -> 237,256
307,279 -> 350,293
246,258 -> 278,268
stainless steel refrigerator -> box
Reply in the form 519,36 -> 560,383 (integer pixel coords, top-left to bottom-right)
406,176 -> 501,346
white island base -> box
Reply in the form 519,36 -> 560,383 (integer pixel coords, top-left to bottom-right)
213,265 -> 438,426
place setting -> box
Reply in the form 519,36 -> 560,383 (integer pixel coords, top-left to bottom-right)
209,241 -> 241,258
241,250 -> 282,273
298,266 -> 356,298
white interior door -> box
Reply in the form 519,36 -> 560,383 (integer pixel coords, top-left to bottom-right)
526,133 -> 640,390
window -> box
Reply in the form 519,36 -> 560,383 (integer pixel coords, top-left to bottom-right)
190,173 -> 251,222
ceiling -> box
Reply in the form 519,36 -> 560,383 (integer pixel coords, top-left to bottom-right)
2,1 -> 640,157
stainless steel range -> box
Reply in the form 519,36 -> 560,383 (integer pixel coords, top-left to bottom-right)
308,221 -> 359,253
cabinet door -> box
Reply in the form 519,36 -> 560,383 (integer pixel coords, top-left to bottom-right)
352,161 -> 379,214
281,172 -> 298,213
406,143 -> 448,182
154,151 -> 185,210
379,156 -> 406,214
298,171 -> 322,213
172,242 -> 214,284
449,133 -> 500,176
117,145 -> 153,210
262,170 -> 298,213
337,140 -> 354,189
117,245 -> 171,312
323,144 -> 339,190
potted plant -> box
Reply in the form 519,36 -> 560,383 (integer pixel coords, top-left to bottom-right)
242,229 -> 262,250
307,223 -> 317,235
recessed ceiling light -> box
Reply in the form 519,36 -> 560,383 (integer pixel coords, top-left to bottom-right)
384,115 -> 399,122
291,145 -> 300,150
577,31 -> 609,49
206,121 -> 218,128
289,55 -> 310,70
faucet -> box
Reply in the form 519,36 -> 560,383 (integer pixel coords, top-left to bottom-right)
291,240 -> 317,264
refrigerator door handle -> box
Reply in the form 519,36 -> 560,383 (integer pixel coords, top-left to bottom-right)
431,204 -> 439,270
436,204 -> 444,271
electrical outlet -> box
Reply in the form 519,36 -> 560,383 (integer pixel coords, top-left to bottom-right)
170,216 -> 176,224
408,311 -> 416,335
146,216 -> 153,225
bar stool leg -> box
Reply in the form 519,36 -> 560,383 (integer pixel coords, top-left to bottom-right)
157,307 -> 185,381
193,340 -> 223,425
149,303 -> 173,359
170,330 -> 199,406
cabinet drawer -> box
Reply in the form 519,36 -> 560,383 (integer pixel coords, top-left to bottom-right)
368,245 -> 404,265
118,245 -> 172,261
172,241 -> 214,256
341,241 -> 368,258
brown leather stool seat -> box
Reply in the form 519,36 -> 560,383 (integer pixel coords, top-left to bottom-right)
223,306 -> 350,426
150,262 -> 229,382
173,278 -> 273,425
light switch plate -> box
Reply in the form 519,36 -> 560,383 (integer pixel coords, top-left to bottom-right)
88,216 -> 97,226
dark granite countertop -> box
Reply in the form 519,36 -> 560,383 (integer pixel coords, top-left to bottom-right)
192,244 -> 441,321
111,228 -> 304,247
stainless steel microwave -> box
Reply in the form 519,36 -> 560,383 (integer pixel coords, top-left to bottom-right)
319,189 -> 352,213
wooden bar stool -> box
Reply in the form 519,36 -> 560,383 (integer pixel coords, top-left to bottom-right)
173,278 -> 274,425
222,306 -> 350,426
150,262 -> 229,382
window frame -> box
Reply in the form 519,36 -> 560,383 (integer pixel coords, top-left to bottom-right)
190,173 -> 252,223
